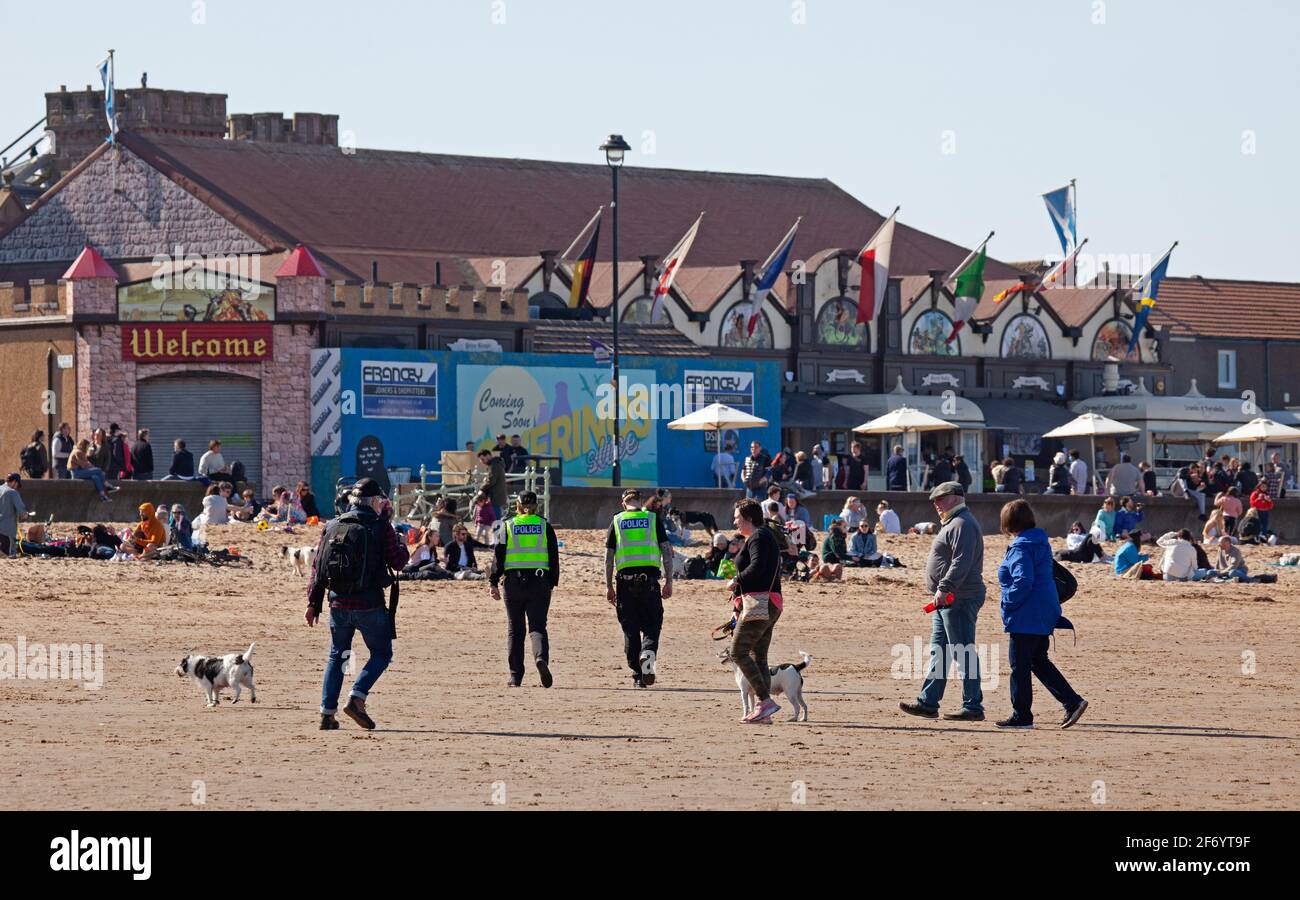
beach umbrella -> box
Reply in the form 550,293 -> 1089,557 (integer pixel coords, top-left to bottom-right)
1042,413 -> 1139,494
668,403 -> 769,488
1213,417 -> 1300,469
853,406 -> 959,490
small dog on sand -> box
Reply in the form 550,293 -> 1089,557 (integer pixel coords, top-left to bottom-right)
718,648 -> 811,721
281,545 -> 315,577
175,643 -> 257,707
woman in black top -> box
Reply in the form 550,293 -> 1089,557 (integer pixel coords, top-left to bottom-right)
727,499 -> 784,724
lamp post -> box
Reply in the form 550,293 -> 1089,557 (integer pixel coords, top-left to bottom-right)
600,133 -> 631,486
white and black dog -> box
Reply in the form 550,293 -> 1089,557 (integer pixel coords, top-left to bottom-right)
281,545 -> 316,577
718,648 -> 811,721
669,509 -> 719,536
175,643 -> 257,707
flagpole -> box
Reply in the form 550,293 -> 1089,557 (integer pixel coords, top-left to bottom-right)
1133,241 -> 1179,294
1070,178 -> 1077,285
943,230 -> 995,285
561,206 -> 604,261
108,49 -> 117,192
856,205 -> 900,259
758,217 -> 801,277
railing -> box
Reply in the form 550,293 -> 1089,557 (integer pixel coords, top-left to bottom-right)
398,461 -> 554,526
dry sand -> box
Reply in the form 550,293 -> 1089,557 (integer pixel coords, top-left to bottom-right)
1,522 -> 1297,810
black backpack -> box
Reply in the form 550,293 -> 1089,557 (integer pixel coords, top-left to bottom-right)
229,460 -> 246,485
20,444 -> 45,478
320,513 -> 383,596
683,556 -> 709,580
1053,559 -> 1078,604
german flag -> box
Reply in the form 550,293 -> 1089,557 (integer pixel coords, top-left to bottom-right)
568,219 -> 601,309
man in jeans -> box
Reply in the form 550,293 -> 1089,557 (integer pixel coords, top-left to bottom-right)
307,478 -> 409,731
900,481 -> 986,721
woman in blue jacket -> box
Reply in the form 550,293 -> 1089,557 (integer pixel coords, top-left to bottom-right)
997,499 -> 1088,729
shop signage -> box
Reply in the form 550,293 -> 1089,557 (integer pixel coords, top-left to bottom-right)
361,360 -> 439,420
921,373 -> 960,387
449,338 -> 503,353
825,368 -> 865,384
685,369 -> 756,452
121,323 -> 273,363
1011,375 -> 1051,390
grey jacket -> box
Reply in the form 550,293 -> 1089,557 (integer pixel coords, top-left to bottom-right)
0,485 -> 27,541
923,506 -> 986,603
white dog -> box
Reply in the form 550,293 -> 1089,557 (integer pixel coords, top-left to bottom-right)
718,648 -> 811,721
175,643 -> 257,707
281,545 -> 316,577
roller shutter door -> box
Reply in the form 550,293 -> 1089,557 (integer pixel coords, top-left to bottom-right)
137,373 -> 263,486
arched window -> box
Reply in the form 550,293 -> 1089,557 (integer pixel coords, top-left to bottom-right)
718,302 -> 773,349
909,310 -> 959,356
815,297 -> 869,348
1000,314 -> 1051,359
622,296 -> 654,323
1091,319 -> 1133,361
528,291 -> 568,312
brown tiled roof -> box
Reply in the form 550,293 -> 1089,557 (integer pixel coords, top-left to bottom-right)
530,320 -> 709,357
1148,276 -> 1300,340
107,132 -> 1021,284
899,274 -> 937,312
1037,286 -> 1118,328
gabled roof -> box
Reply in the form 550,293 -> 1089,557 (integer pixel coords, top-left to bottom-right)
98,132 -> 1020,283
1149,276 -> 1300,340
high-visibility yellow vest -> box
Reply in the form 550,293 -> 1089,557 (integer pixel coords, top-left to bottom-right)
613,510 -> 661,572
504,514 -> 550,570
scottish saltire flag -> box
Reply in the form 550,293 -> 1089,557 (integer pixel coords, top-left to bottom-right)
1042,182 -> 1076,256
650,213 -> 703,323
98,56 -> 116,143
747,218 -> 800,335
1126,243 -> 1177,356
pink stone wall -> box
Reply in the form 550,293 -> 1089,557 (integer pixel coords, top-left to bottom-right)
275,275 -> 325,314
76,320 -> 317,490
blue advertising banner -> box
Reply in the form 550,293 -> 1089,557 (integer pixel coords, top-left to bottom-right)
319,348 -> 782,498
457,363 -> 658,486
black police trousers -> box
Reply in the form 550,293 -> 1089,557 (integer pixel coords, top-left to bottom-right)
615,571 -> 663,672
503,573 -> 551,681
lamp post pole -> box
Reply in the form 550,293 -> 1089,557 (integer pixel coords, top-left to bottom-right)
601,134 -> 631,487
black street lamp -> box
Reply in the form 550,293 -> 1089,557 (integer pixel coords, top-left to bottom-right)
600,133 -> 631,487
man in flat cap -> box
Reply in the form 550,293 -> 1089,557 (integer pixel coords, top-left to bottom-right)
900,481 -> 987,721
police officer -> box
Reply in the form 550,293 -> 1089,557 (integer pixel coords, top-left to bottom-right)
605,488 -> 673,687
490,491 -> 560,688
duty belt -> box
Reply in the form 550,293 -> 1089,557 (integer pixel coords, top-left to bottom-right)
617,571 -> 653,582
507,568 -> 549,579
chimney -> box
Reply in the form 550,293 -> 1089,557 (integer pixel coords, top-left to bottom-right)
292,112 -> 322,144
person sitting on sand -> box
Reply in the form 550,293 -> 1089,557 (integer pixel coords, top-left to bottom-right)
1091,497 -> 1118,542
445,523 -> 489,578
1112,497 -> 1146,539
1157,529 -> 1198,581
1114,531 -> 1153,577
876,500 -> 901,534
1056,521 -> 1106,563
909,522 -> 938,535
812,518 -> 847,581
1210,534 -> 1249,582
1201,507 -> 1228,545
401,528 -> 451,580
129,502 -> 168,558
847,519 -> 883,567
168,503 -> 195,551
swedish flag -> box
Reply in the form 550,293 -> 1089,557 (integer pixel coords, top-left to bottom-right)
1127,245 -> 1176,356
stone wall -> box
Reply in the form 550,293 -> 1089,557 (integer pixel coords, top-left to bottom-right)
260,323 -> 315,490
0,147 -> 264,264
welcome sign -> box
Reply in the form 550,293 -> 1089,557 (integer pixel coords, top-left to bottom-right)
457,364 -> 657,486
121,323 -> 273,363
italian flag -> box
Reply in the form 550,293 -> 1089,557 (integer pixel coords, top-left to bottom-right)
947,244 -> 987,342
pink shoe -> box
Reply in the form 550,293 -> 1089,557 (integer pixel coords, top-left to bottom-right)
744,698 -> 780,723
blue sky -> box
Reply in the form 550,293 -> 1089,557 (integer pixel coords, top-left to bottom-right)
2,0 -> 1297,280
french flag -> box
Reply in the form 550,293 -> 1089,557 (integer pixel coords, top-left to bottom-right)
747,218 -> 800,335
856,209 -> 898,325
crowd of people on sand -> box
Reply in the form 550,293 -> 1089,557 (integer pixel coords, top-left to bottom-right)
4,419 -> 328,561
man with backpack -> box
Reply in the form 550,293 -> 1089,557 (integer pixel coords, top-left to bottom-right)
19,432 -> 48,480
307,477 -> 409,731
490,490 -> 560,688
